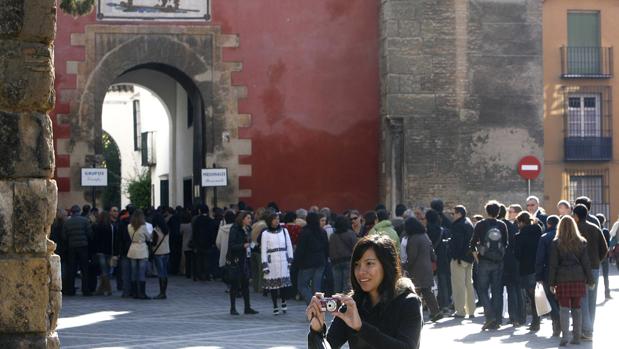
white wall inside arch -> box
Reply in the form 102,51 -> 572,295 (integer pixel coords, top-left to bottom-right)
102,69 -> 194,209
102,86 -> 169,208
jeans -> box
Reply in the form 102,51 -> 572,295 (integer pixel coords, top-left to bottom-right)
154,254 -> 170,278
332,261 -> 351,294
65,246 -> 90,295
121,256 -> 132,294
130,258 -> 148,282
96,253 -> 113,278
298,266 -> 325,304
543,281 -> 560,324
506,281 -> 525,323
477,260 -> 504,323
601,258 -> 610,295
581,268 -> 599,336
437,270 -> 452,309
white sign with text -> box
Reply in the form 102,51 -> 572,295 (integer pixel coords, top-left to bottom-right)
201,168 -> 228,187
81,168 -> 108,187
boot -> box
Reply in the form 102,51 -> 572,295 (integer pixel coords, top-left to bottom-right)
131,282 -> 139,299
137,281 -> 150,300
570,308 -> 581,344
94,276 -> 106,296
243,286 -> 258,314
229,288 -> 239,315
154,278 -> 167,299
559,307 -> 570,346
103,276 -> 112,296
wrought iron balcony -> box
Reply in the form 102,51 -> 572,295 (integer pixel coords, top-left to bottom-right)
564,136 -> 612,161
560,46 -> 613,78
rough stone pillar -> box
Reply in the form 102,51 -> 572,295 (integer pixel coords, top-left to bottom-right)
0,1 -> 61,348
379,0 -> 543,214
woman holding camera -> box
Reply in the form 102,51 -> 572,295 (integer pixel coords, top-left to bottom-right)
306,235 -> 423,349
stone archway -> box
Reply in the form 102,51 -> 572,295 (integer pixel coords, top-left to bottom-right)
57,25 -> 249,208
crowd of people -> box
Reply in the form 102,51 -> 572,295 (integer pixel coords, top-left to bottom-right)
49,196 -> 618,346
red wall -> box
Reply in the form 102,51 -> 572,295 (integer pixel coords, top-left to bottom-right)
54,0 -> 380,213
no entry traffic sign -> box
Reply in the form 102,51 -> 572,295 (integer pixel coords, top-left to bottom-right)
517,156 -> 542,180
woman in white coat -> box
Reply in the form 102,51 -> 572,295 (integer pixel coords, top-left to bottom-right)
261,210 -> 294,315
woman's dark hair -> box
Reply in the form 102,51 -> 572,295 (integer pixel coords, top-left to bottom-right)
306,212 -> 322,230
151,212 -> 169,235
425,209 -> 440,225
130,209 -> 146,231
282,211 -> 297,224
350,235 -> 402,304
498,204 -> 507,220
404,217 -> 425,236
97,210 -> 110,226
181,209 -> 192,224
224,210 -> 236,224
334,215 -> 352,234
235,210 -> 252,226
516,211 -> 533,226
264,209 -> 280,230
363,211 -> 377,226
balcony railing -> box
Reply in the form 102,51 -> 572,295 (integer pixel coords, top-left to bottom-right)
560,46 -> 613,78
564,136 -> 612,161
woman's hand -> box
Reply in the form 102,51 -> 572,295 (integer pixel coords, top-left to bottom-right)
332,295 -> 362,332
306,293 -> 326,332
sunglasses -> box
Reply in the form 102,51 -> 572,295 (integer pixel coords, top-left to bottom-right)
350,216 -> 359,220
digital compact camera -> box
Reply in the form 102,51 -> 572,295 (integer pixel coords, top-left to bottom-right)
319,297 -> 346,313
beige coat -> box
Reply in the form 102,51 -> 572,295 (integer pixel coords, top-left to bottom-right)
127,225 -> 151,259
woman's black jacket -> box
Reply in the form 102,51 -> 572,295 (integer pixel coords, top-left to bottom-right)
308,278 -> 423,349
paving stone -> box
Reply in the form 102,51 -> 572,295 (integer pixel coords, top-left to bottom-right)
57,269 -> 618,348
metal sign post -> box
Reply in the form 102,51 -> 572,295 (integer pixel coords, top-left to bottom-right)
81,168 -> 108,208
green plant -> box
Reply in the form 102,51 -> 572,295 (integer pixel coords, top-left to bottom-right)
101,132 -> 121,209
125,168 -> 151,209
60,0 -> 96,17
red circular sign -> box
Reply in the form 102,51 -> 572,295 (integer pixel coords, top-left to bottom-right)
517,156 -> 542,180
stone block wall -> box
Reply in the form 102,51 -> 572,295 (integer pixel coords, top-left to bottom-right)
0,1 -> 61,348
380,0 -> 543,214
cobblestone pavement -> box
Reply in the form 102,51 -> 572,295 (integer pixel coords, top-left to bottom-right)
58,267 -> 618,348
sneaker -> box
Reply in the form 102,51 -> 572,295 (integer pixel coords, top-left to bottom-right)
281,303 -> 287,314
581,333 -> 592,341
273,308 -> 280,316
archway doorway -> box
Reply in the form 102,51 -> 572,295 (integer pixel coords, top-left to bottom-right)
101,64 -> 199,209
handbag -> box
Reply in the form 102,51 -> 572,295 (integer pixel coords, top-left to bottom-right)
535,282 -> 552,316
223,260 -> 241,283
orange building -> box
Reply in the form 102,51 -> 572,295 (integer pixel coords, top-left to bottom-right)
544,0 -> 619,224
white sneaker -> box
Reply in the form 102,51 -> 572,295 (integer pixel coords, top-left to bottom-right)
281,303 -> 287,314
273,308 -> 280,315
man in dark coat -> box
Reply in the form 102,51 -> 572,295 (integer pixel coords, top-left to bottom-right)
573,204 -> 608,340
62,205 -> 94,296
449,205 -> 475,318
535,215 -> 561,336
191,204 -> 218,281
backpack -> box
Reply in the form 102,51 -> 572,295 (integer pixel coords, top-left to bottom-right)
479,223 -> 505,262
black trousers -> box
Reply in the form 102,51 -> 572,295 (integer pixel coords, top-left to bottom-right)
65,246 -> 90,295
184,251 -> 193,278
230,277 -> 251,310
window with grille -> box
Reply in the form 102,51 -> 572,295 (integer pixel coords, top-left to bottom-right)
567,94 -> 601,137
564,169 -> 610,218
